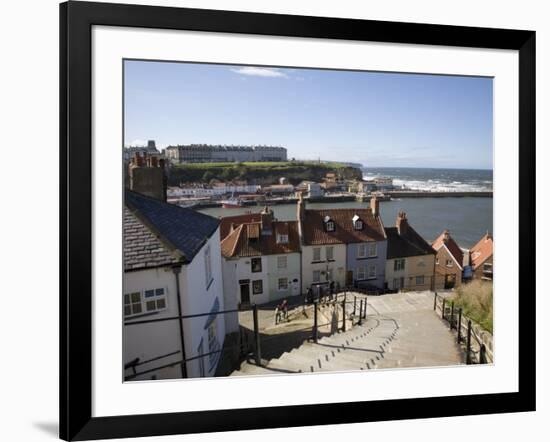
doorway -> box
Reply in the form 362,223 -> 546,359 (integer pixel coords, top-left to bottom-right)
444,274 -> 456,289
239,281 -> 250,304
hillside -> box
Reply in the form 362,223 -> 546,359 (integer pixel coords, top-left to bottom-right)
167,161 -> 363,186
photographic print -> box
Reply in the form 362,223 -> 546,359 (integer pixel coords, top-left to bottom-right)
123,60 -> 494,381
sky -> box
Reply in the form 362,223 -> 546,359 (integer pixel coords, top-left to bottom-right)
124,60 -> 493,169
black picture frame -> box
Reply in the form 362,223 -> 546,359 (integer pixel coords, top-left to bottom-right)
60,1 -> 536,440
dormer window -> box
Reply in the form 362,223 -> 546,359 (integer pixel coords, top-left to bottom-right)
277,234 -> 288,244
324,215 -> 335,232
352,214 -> 363,230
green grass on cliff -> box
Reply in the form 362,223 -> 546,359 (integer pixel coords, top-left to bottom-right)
169,160 -> 359,185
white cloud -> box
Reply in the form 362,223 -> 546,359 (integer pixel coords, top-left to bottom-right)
230,66 -> 288,79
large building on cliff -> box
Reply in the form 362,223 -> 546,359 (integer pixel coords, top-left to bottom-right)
165,144 -> 287,163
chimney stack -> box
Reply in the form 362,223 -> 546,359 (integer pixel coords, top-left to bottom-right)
260,206 -> 273,235
370,196 -> 379,217
396,211 -> 408,235
443,229 -> 450,242
297,192 -> 305,222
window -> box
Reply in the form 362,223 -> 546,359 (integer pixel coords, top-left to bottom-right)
324,216 -> 335,232
277,256 -> 287,269
208,321 -> 218,367
326,268 -> 333,281
368,264 -> 377,279
357,266 -> 366,280
416,275 -> 425,286
313,270 -> 321,283
313,247 -> 321,262
436,257 -> 439,265
251,257 -> 262,273
354,220 -> 363,230
124,288 -> 167,318
326,246 -> 334,261
277,234 -> 288,244
278,278 -> 289,291
252,279 -> 263,294
124,292 -> 142,316
357,244 -> 367,258
394,259 -> 405,271
204,245 -> 212,288
368,243 -> 377,257
446,259 -> 453,268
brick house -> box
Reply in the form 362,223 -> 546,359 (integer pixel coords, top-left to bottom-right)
432,230 -> 464,290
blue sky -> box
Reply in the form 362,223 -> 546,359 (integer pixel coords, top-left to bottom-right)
124,60 -> 493,169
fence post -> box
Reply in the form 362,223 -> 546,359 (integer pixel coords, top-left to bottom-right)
480,344 -> 486,364
359,299 -> 364,325
353,296 -> 357,317
450,302 -> 455,330
364,296 -> 368,319
442,298 -> 446,320
342,299 -> 346,332
466,320 -> 472,365
457,308 -> 462,343
313,301 -> 318,343
253,304 -> 261,366
433,292 -> 437,311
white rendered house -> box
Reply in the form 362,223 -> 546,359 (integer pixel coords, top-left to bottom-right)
123,190 -> 231,380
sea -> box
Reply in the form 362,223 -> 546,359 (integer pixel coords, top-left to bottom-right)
198,168 -> 493,249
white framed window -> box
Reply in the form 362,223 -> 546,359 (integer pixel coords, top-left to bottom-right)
207,321 -> 218,368
325,220 -> 335,232
313,247 -> 321,262
277,256 -> 287,269
368,242 -> 377,257
446,259 -> 453,268
277,234 -> 288,244
436,257 -> 440,265
416,275 -> 425,286
368,264 -> 377,279
394,259 -> 405,271
326,246 -> 334,261
357,266 -> 366,280
354,219 -> 363,230
278,278 -> 289,291
313,270 -> 321,283
252,279 -> 263,294
124,287 -> 167,318
204,245 -> 212,288
357,244 -> 367,258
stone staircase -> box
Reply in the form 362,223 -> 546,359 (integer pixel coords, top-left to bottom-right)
232,313 -> 463,377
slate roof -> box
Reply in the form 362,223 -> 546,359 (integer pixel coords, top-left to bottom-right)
432,230 -> 464,267
301,208 -> 386,246
385,226 -> 435,259
124,208 -> 181,271
124,190 -> 220,270
219,213 -> 261,240
470,233 -> 493,270
221,221 -> 301,258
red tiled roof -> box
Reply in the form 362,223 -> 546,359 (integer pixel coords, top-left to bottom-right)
219,213 -> 261,239
221,221 -> 301,258
432,230 -> 463,267
301,208 -> 385,245
470,233 -> 493,270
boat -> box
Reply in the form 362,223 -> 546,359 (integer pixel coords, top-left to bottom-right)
221,193 -> 243,208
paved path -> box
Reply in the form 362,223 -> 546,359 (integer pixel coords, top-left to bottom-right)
231,291 -> 464,376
